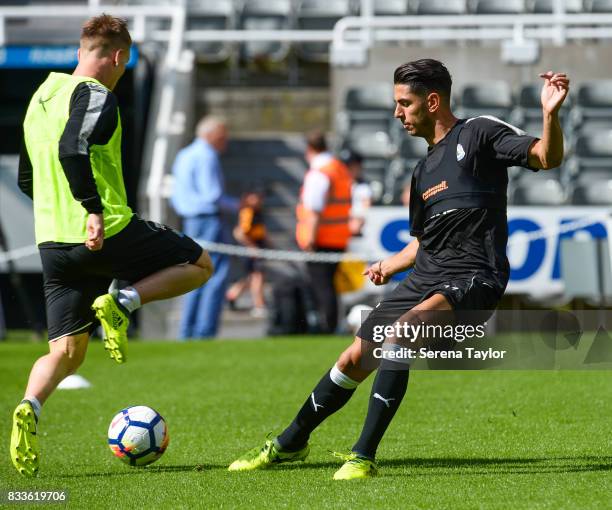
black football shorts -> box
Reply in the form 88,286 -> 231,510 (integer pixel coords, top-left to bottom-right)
357,271 -> 504,343
40,215 -> 203,341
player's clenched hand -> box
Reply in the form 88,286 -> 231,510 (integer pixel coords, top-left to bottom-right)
86,213 -> 104,251
539,71 -> 570,114
363,260 -> 391,286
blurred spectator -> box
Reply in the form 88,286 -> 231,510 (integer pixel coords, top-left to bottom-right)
341,150 -> 372,236
226,190 -> 268,318
171,115 -> 239,339
296,130 -> 353,333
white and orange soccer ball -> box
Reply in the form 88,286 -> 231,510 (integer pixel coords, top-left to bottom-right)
107,406 -> 169,467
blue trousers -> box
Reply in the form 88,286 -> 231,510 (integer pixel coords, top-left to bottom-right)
178,215 -> 230,339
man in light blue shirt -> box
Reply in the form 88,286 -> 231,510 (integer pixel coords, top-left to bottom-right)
171,115 -> 238,338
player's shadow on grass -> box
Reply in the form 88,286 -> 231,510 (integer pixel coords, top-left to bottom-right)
281,455 -> 612,476
60,463 -> 227,478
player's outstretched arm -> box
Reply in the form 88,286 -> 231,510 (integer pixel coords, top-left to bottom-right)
363,237 -> 420,285
527,71 -> 569,170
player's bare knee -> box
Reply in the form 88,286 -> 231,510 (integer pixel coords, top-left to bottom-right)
51,334 -> 88,373
194,250 -> 214,284
337,339 -> 363,371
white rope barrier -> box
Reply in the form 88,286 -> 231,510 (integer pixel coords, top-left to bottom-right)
194,240 -> 370,263
0,215 -> 608,265
505,215 -> 608,247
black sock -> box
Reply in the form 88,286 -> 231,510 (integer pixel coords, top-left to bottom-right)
276,369 -> 356,451
351,362 -> 409,460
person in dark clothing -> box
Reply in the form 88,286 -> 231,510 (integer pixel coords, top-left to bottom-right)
228,59 -> 568,480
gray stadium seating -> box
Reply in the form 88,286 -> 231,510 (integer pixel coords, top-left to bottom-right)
588,0 -> 612,12
458,82 -> 514,121
373,0 -> 411,15
511,83 -> 571,127
471,0 -> 526,13
519,120 -> 542,138
414,0 -> 468,14
575,119 -> 612,135
571,167 -> 612,204
347,130 -> 396,159
570,80 -> 612,127
240,0 -> 292,62
567,130 -> 612,181
398,134 -> 429,161
574,130 -> 612,162
529,0 -> 584,13
382,134 -> 428,204
296,0 -> 352,62
346,130 -> 396,201
511,166 -> 566,205
341,82 -> 395,133
512,179 -> 566,205
187,0 -> 236,63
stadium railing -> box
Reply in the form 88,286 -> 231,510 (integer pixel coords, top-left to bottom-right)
5,1 -> 612,215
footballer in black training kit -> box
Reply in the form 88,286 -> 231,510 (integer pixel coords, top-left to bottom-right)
228,59 -> 569,480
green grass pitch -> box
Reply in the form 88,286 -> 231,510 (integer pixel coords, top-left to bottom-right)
1,337 -> 611,509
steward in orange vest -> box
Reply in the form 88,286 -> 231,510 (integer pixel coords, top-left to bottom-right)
296,156 -> 353,251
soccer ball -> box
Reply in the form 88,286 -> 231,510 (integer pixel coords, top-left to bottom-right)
107,406 -> 169,467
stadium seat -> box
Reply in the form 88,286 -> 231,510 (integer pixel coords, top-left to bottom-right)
414,0 -> 468,14
345,130 -> 396,202
571,80 -> 612,127
529,0 -> 584,13
520,120 -> 542,138
296,0 -> 352,63
574,130 -> 612,162
458,82 -> 513,121
186,0 -> 236,63
240,0 -> 292,62
339,83 -> 395,134
373,0 -> 411,15
115,0 -> 173,4
512,179 -> 566,205
398,135 -> 429,161
511,83 -> 571,127
380,135 -> 428,204
471,0 -> 526,13
346,130 -> 396,159
567,130 -> 612,178
511,166 -> 567,205
576,119 -> 612,135
571,167 -> 612,204
588,0 -> 612,12
383,161 -> 414,204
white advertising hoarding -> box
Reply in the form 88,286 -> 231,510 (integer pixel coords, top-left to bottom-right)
353,206 -> 612,297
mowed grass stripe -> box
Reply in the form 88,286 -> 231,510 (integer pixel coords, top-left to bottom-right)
1,339 -> 611,509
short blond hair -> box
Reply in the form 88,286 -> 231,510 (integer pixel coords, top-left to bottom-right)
80,14 -> 132,56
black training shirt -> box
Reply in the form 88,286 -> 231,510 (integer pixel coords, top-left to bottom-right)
408,116 -> 538,291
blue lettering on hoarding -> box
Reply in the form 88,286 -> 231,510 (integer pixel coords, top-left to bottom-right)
507,218 -> 546,281
380,219 -> 411,281
380,219 -> 411,252
377,213 -> 610,285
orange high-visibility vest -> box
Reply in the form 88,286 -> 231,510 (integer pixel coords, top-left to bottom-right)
296,158 -> 353,250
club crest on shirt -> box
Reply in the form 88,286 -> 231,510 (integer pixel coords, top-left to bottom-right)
456,143 -> 465,161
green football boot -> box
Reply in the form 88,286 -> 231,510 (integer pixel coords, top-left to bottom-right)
10,401 -> 39,477
91,292 -> 129,364
228,438 -> 310,471
332,452 -> 378,480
